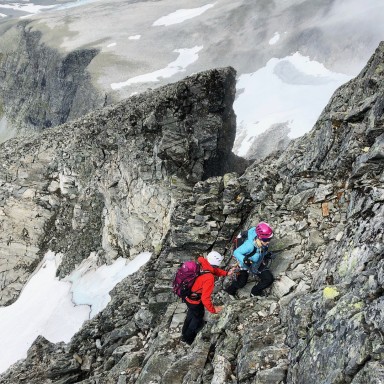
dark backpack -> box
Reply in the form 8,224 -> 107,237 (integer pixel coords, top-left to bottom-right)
232,230 -> 249,250
233,230 -> 258,260
172,261 -> 201,300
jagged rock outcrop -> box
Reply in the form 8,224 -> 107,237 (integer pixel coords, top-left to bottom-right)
1,42 -> 383,384
0,66 -> 239,305
239,42 -> 384,383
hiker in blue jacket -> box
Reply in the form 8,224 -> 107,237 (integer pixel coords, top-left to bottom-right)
225,222 -> 274,297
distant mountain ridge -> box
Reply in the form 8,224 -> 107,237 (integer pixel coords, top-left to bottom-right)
0,0 -> 383,157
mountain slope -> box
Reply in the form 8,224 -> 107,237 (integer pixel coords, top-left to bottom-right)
0,42 -> 383,383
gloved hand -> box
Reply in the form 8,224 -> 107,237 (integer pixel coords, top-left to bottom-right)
227,267 -> 236,276
244,258 -> 252,267
264,251 -> 273,259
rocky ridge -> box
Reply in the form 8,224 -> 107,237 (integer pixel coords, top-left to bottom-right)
0,42 -> 383,383
0,66 -> 243,306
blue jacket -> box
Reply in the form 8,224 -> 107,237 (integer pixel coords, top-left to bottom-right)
233,227 -> 269,272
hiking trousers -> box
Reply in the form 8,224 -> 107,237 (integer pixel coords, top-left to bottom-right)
251,269 -> 274,296
225,269 -> 274,296
182,301 -> 205,345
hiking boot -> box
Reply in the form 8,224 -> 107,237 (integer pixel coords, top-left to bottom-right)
180,337 -> 193,346
223,287 -> 236,297
224,287 -> 237,297
224,288 -> 238,301
250,292 -> 264,298
196,321 -> 207,333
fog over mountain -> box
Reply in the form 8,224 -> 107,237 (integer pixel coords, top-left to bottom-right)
0,0 -> 383,157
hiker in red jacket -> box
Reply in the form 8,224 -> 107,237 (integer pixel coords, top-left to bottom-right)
181,251 -> 232,345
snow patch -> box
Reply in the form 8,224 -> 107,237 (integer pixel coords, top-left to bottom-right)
0,2 -> 55,15
152,3 -> 216,26
269,32 -> 280,45
234,52 -> 352,157
111,46 -> 203,89
0,250 -> 151,373
65,252 -> 152,317
55,0 -> 101,11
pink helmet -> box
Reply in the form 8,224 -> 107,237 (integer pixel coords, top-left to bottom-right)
256,222 -> 273,240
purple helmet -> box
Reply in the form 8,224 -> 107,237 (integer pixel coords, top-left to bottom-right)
256,222 -> 273,240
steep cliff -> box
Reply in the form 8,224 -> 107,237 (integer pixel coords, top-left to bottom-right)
0,43 -> 383,384
0,20 -> 106,140
0,66 -> 240,306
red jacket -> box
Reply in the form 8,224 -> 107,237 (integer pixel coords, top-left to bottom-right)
185,256 -> 228,313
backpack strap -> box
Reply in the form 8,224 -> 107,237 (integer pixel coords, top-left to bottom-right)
243,246 -> 258,264
248,247 -> 271,275
189,270 -> 212,300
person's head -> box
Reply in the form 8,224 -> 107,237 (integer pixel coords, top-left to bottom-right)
206,251 -> 224,267
255,222 -> 273,245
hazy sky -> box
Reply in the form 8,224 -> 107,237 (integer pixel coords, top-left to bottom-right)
0,0 -> 383,156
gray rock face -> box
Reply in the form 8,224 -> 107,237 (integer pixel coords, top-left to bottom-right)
0,66 -> 238,305
240,122 -> 291,161
0,43 -> 383,384
0,21 -> 106,139
242,42 -> 384,384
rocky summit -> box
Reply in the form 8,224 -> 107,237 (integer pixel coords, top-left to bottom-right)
0,40 -> 383,384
